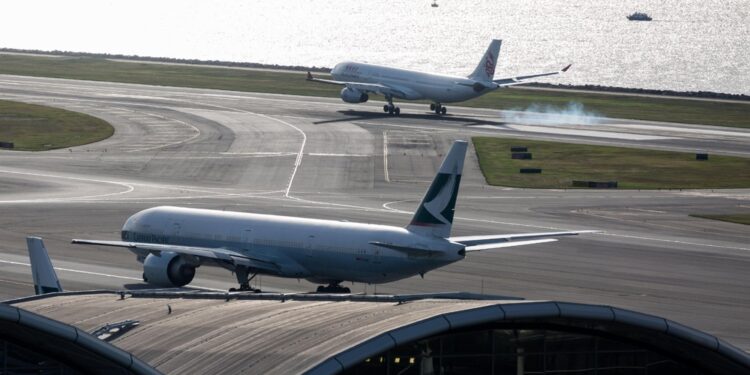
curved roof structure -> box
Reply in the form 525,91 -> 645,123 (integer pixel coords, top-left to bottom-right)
8,290 -> 750,374
0,300 -> 158,374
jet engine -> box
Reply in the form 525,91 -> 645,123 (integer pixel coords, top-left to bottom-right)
142,251 -> 196,287
340,87 -> 369,103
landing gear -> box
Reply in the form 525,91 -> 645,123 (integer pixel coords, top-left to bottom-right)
229,266 -> 261,293
383,95 -> 400,116
431,103 -> 447,115
316,282 -> 351,294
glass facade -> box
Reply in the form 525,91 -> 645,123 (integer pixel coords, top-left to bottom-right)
344,326 -> 705,375
0,338 -> 80,374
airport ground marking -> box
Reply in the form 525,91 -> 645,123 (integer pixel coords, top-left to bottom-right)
0,169 -> 135,203
383,131 -> 390,182
0,258 -> 225,291
122,108 -> 202,153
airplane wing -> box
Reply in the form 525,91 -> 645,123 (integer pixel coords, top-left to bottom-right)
72,239 -> 279,272
306,72 -> 408,98
493,64 -> 572,87
450,230 -> 597,252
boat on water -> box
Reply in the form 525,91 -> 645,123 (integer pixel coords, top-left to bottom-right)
627,12 -> 652,21
431,1 -> 439,7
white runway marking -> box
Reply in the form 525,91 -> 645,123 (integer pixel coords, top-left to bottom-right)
0,258 -> 225,291
306,153 -> 371,157
0,258 -> 141,281
471,124 -> 674,141
615,124 -> 750,138
0,169 -> 135,203
383,131 -> 390,182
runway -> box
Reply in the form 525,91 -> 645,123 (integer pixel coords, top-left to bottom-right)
1,75 -> 749,350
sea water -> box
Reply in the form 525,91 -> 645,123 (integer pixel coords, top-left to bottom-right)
2,0 -> 748,94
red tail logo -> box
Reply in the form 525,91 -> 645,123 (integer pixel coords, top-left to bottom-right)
484,53 -> 495,78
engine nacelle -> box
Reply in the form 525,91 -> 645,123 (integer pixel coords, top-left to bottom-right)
340,87 -> 369,103
142,251 -> 196,287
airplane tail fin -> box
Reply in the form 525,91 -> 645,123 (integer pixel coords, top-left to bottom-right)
26,236 -> 63,295
468,39 -> 502,82
406,140 -> 467,238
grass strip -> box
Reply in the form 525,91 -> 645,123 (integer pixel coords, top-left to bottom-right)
0,99 -> 113,151
689,214 -> 750,225
1,54 -> 748,128
472,137 -> 750,189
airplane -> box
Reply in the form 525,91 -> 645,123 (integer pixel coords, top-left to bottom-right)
72,140 -> 594,293
307,39 -> 571,116
26,236 -> 64,294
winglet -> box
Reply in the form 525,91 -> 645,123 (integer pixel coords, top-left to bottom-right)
26,236 -> 63,295
562,64 -> 572,73
306,71 -> 313,80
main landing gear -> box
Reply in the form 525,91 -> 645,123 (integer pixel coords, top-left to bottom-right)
316,282 -> 351,294
229,266 -> 261,292
430,103 -> 447,115
383,95 -> 401,116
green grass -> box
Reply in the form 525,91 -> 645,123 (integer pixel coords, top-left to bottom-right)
473,137 -> 750,189
689,214 -> 750,225
1,54 -> 749,128
0,99 -> 113,151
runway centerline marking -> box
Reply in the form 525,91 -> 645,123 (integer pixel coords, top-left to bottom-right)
383,131 -> 390,182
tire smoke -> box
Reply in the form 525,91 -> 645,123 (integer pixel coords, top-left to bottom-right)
501,102 -> 604,125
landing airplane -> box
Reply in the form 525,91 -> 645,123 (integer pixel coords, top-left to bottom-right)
307,39 -> 571,116
73,141 -> 594,293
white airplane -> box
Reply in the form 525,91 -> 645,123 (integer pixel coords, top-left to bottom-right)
73,141 -> 593,293
26,236 -> 64,294
307,39 -> 571,116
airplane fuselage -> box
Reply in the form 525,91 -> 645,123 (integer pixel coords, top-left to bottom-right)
331,62 -> 492,103
121,206 -> 465,284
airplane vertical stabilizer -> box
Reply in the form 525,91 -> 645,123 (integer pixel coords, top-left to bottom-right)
26,236 -> 63,295
468,39 -> 502,82
406,140 -> 467,238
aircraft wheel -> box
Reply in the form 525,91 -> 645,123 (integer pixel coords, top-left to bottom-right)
317,285 -> 325,293
430,103 -> 436,111
383,105 -> 390,113
394,107 -> 401,116
388,106 -> 394,115
441,107 -> 447,115
343,287 -> 351,293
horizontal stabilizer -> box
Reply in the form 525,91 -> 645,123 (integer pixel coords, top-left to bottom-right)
451,230 -> 597,247
464,238 -> 557,252
26,236 -> 63,294
493,64 -> 572,87
369,241 -> 444,258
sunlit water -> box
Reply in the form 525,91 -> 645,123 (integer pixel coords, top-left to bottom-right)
3,0 -> 749,94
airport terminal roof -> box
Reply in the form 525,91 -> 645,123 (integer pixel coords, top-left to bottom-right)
8,290 -> 750,374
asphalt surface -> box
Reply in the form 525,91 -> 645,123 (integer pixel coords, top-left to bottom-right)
1,75 -> 749,350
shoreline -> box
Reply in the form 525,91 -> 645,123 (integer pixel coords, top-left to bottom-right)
2,47 -> 748,102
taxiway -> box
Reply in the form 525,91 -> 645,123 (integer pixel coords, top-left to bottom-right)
1,75 -> 748,349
